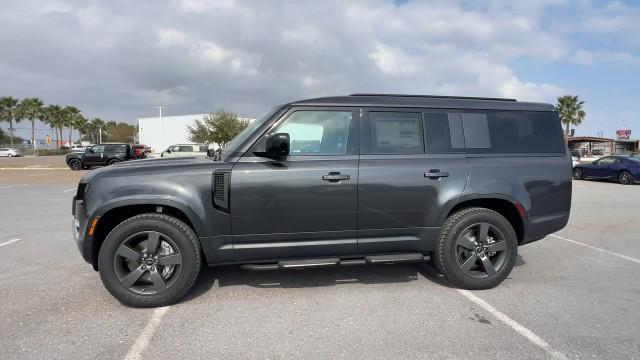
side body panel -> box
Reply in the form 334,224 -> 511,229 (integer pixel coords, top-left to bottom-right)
463,155 -> 572,243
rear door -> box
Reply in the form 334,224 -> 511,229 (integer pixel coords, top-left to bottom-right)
230,107 -> 359,260
357,109 -> 469,253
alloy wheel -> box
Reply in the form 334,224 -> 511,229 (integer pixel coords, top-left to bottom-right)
573,168 -> 582,179
619,171 -> 632,185
113,231 -> 183,295
70,160 -> 81,170
454,223 -> 508,279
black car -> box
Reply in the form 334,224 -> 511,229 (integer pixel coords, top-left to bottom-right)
71,94 -> 572,307
66,143 -> 134,170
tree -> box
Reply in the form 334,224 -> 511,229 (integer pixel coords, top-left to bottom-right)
0,96 -> 21,145
90,118 -> 105,143
105,122 -> 136,143
188,109 -> 249,147
16,98 -> 44,152
75,115 -> 89,143
556,95 -> 586,141
63,106 -> 82,146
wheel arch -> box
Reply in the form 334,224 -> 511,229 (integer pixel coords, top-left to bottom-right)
90,201 -> 202,270
442,195 -> 525,245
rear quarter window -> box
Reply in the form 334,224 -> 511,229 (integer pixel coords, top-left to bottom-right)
462,111 -> 564,154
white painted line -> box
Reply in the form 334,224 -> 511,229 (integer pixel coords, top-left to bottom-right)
550,234 -> 640,265
63,187 -> 78,193
124,306 -> 170,360
458,290 -> 568,360
0,238 -> 21,247
25,165 -> 42,168
0,184 -> 27,189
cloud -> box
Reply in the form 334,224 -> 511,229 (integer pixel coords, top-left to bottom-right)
0,0 -> 636,126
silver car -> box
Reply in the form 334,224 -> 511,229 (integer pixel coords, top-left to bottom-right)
0,148 -> 21,157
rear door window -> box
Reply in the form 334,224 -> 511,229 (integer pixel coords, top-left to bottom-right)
367,112 -> 424,154
462,111 -> 564,154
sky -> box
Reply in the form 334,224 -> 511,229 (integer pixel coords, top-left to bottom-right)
1,0 -> 639,141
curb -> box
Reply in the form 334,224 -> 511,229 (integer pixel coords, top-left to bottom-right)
0,167 -> 70,170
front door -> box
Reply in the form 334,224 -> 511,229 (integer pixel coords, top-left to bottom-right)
357,109 -> 469,253
83,145 -> 105,165
230,107 -> 359,261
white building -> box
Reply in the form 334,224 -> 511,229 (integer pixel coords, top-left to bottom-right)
137,113 -> 254,153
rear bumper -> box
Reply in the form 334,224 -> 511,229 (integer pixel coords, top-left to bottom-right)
521,211 -> 571,245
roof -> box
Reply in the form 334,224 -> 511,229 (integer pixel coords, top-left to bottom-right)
288,93 -> 555,111
568,136 -> 615,142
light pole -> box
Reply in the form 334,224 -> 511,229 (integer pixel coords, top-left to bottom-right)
155,106 -> 165,151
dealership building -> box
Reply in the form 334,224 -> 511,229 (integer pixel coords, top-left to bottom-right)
138,113 -> 254,153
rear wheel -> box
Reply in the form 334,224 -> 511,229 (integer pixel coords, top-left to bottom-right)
108,158 -> 120,166
7,154 -> 13,157
68,159 -> 82,171
618,170 -> 633,185
433,207 -> 517,290
573,168 -> 583,180
98,214 -> 201,307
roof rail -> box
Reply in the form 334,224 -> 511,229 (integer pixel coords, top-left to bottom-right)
349,93 -> 517,102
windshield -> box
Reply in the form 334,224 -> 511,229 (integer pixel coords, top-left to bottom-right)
221,106 -> 282,156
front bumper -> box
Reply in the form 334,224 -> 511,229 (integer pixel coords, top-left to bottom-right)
72,194 -> 93,265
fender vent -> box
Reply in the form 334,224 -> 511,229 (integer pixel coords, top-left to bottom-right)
212,169 -> 230,213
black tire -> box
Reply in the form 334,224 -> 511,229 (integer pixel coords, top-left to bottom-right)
108,158 -> 120,166
98,213 -> 202,307
7,154 -> 13,157
68,159 -> 82,171
573,168 -> 583,180
433,207 -> 517,290
618,170 -> 633,185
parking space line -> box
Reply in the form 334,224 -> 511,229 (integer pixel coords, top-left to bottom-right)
63,187 -> 77,193
0,238 -> 21,247
0,184 -> 27,189
123,306 -> 170,360
458,290 -> 568,360
550,234 -> 640,265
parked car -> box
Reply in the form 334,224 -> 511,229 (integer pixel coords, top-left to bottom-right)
573,155 -> 640,185
66,143 -> 134,170
70,145 -> 88,152
160,144 -> 208,158
71,94 -> 571,307
132,144 -> 152,159
0,148 -> 21,157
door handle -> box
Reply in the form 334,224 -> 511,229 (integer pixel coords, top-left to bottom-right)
322,172 -> 350,182
424,169 -> 449,179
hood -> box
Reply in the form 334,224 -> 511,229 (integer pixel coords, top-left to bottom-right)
80,156 -> 227,184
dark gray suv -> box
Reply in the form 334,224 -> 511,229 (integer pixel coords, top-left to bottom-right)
72,94 -> 572,307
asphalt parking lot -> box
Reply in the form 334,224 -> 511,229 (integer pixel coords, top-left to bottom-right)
0,166 -> 638,359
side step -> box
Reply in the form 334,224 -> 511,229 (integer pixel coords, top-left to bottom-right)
240,253 -> 428,271
365,253 -> 427,264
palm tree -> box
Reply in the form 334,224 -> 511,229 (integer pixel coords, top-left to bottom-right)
44,105 -> 65,149
0,96 -> 21,145
91,118 -> 105,143
64,106 -> 82,146
75,115 -> 89,143
17,98 -> 45,153
556,95 -> 586,141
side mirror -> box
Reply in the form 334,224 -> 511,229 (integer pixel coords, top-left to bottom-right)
87,149 -> 95,154
264,133 -> 290,159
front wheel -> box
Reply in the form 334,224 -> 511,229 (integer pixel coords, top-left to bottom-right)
98,214 -> 202,307
618,170 -> 633,185
433,207 -> 517,290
